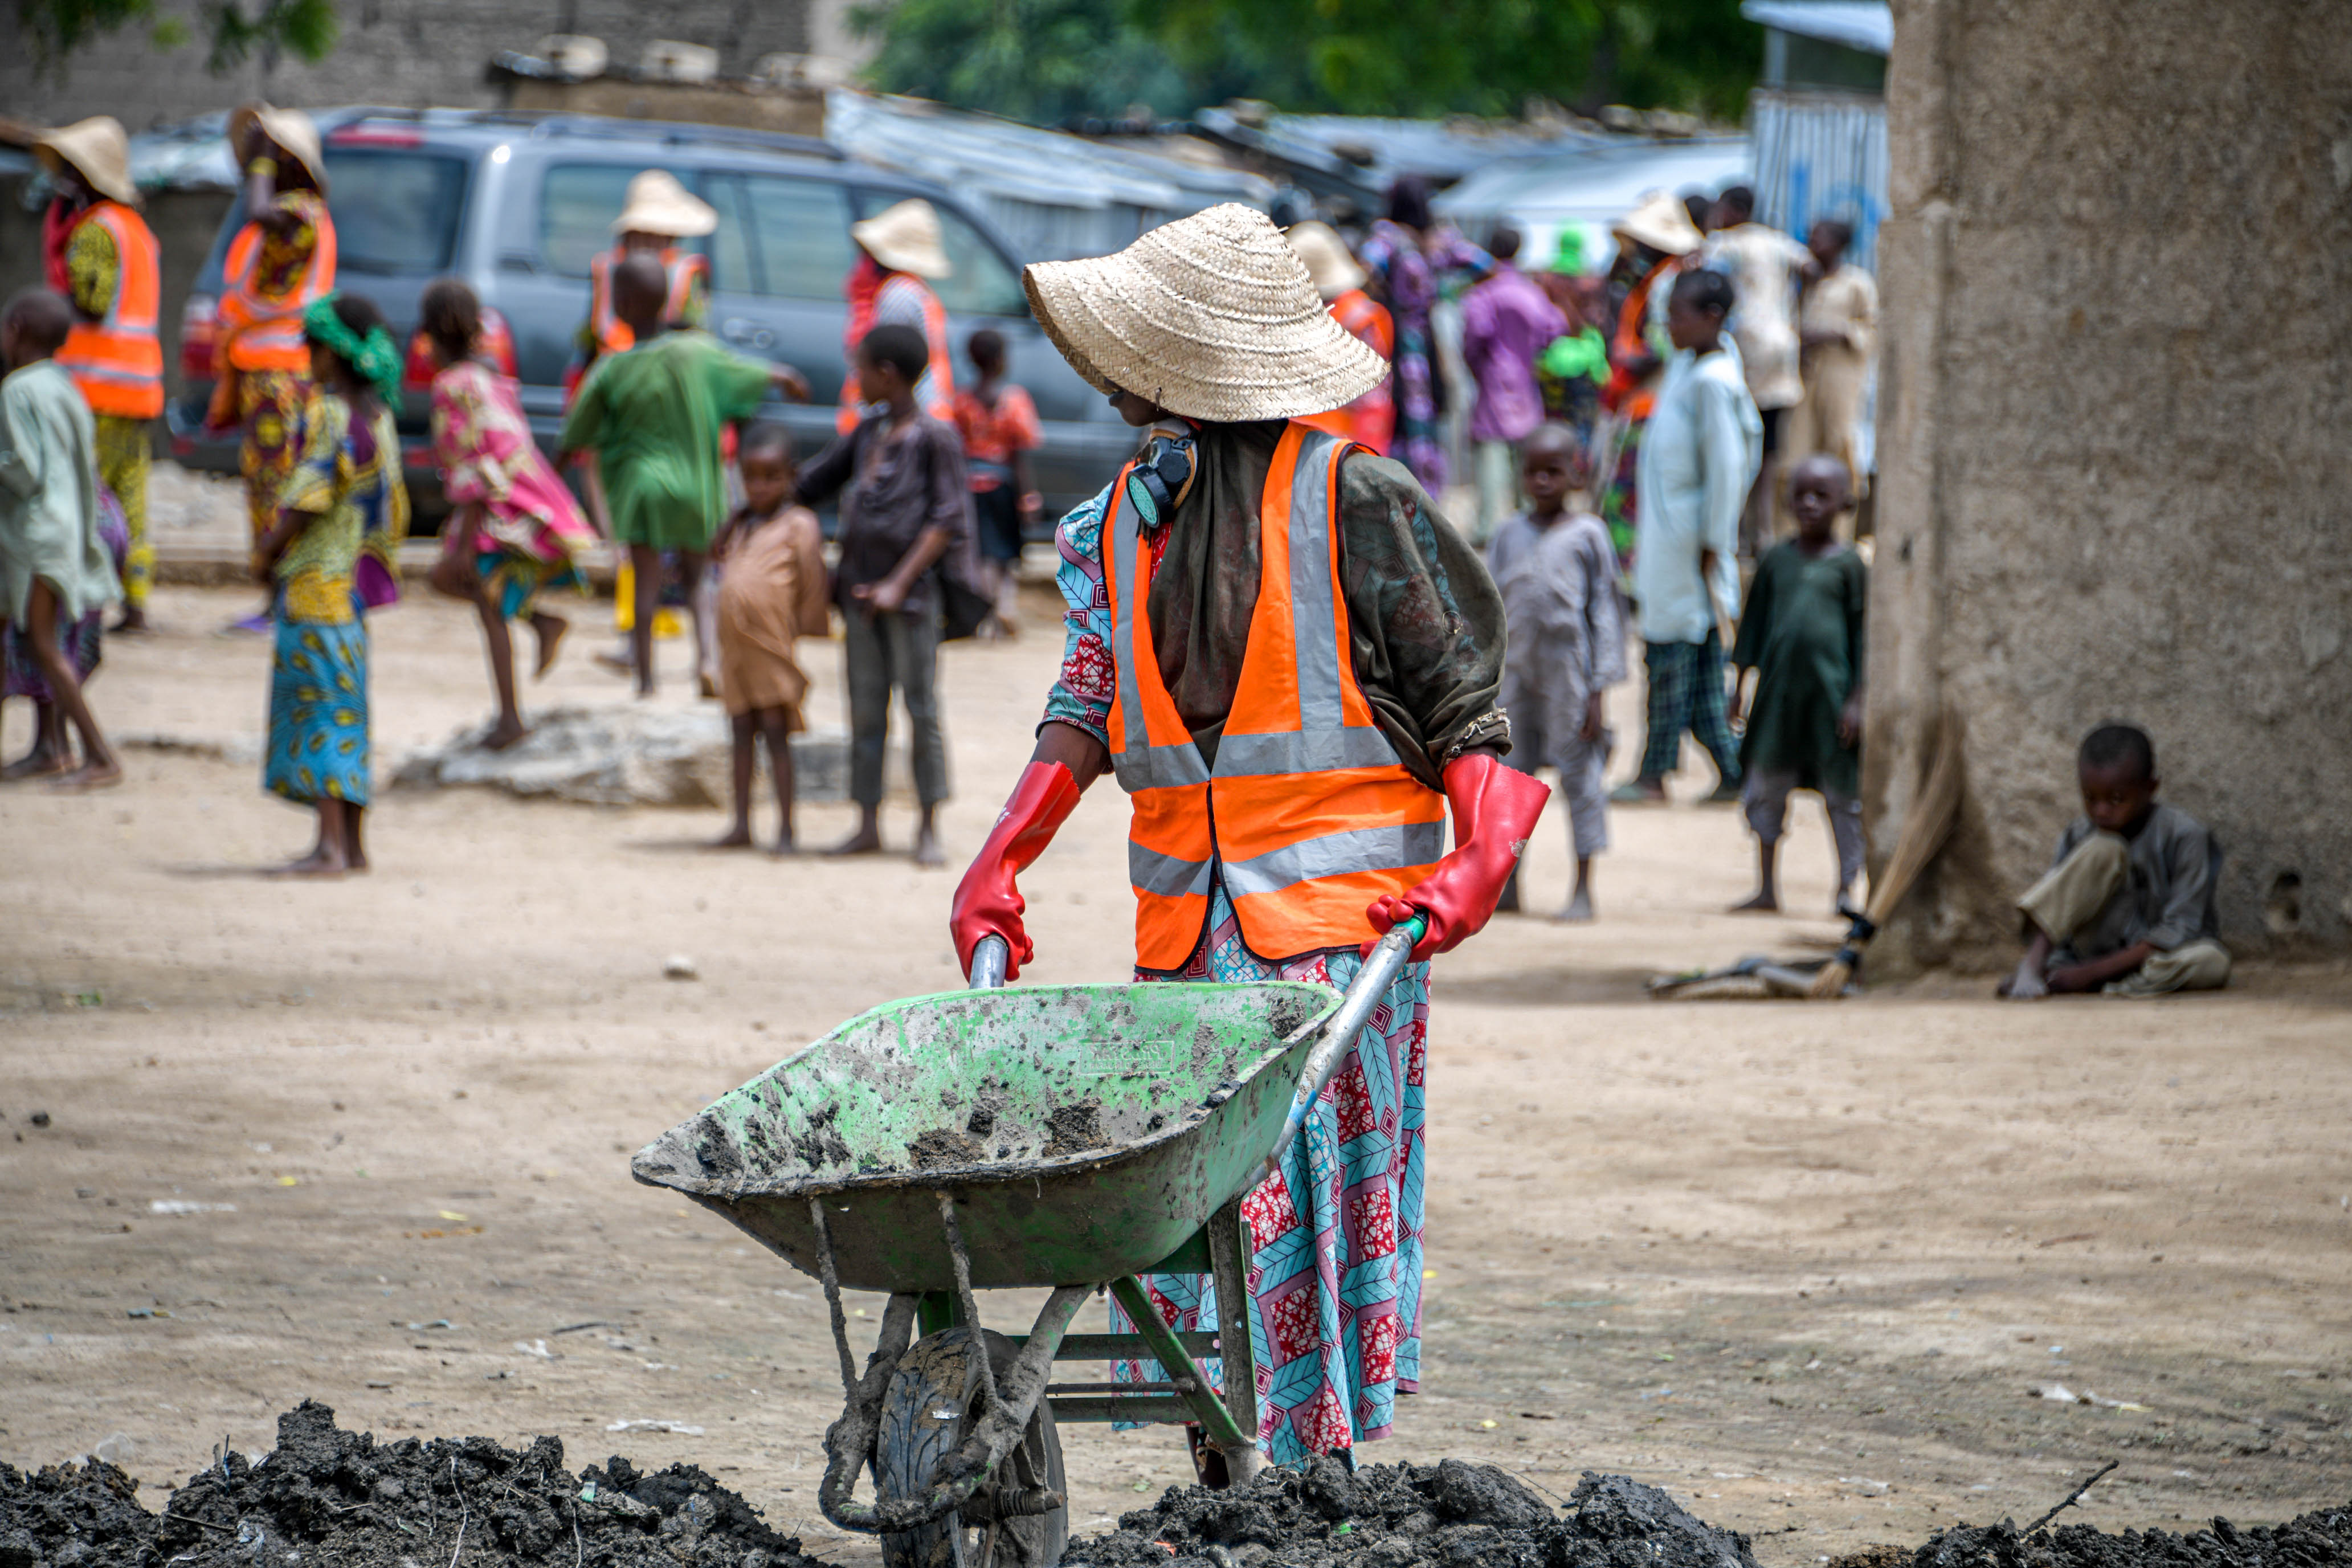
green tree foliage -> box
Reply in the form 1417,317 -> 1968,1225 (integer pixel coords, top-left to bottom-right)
18,0 -> 339,77
857,0 -> 1757,125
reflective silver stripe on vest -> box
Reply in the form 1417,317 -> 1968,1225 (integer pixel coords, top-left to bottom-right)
1214,725 -> 1402,778
1207,427 -> 1403,780
1286,428 -> 1348,734
1221,821 -> 1446,900
1130,840 -> 1215,901
1108,471 -> 1213,794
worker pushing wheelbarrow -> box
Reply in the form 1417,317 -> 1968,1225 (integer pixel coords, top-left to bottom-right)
635,203 -> 1546,1565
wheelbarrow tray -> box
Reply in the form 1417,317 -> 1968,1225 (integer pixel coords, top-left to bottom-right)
631,979 -> 1337,1293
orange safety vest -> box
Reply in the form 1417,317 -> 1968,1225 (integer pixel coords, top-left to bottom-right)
587,247 -> 709,357
1602,255 -> 1679,421
218,207 -> 337,372
56,201 -> 164,419
1300,289 -> 1395,456
835,272 -> 957,434
1105,422 -> 1448,969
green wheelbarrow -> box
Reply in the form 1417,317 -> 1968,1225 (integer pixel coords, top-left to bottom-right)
631,915 -> 1425,1568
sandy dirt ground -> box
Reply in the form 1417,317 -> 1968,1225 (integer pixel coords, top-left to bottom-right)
5,580 -> 2349,1566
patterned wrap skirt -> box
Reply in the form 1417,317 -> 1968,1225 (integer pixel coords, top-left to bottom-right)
1109,873 -> 1430,1466
4,484 -> 128,700
265,617 -> 370,806
239,370 -> 310,544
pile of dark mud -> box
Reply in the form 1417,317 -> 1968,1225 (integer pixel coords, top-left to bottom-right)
0,1401 -> 823,1568
1064,1456 -> 2352,1568
1068,1461 -> 1757,1568
1902,1508 -> 2352,1568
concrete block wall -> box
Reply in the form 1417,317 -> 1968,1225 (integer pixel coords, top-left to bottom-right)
4,0 -> 838,129
1865,0 -> 2352,970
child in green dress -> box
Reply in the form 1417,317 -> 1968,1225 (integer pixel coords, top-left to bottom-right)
559,252 -> 807,697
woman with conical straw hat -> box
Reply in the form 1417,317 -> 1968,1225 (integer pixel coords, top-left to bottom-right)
838,197 -> 957,432
206,103 -> 337,634
948,203 -> 1549,1481
35,116 -> 162,635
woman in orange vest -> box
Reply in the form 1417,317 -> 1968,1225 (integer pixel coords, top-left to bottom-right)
839,198 -> 956,433
1286,220 -> 1395,455
36,117 -> 164,634
207,103 -> 336,634
572,170 -> 714,389
948,206 -> 1547,1483
1595,192 -> 1702,565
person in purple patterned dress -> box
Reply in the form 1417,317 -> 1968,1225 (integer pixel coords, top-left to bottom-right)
1358,178 -> 1492,496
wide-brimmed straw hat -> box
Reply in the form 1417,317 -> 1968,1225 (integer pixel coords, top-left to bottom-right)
228,103 -> 329,195
1284,220 -> 1366,300
610,169 -> 717,238
35,117 -> 139,207
851,198 -> 952,280
1611,190 -> 1702,258
1025,203 -> 1389,423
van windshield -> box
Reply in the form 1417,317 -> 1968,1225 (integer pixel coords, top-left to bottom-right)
321,149 -> 468,274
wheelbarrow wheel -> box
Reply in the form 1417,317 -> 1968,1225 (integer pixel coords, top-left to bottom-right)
876,1326 -> 1068,1568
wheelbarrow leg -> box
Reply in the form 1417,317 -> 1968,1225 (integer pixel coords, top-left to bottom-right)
1204,1197 -> 1264,1485
816,1289 -> 920,1531
1107,1276 -> 1261,1479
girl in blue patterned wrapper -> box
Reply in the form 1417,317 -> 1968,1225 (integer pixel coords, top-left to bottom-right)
250,292 -> 409,877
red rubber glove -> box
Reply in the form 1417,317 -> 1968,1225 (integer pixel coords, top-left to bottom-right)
950,760 -> 1084,982
1365,752 -> 1551,961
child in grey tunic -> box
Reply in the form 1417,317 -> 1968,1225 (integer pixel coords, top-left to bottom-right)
1487,424 -> 1627,921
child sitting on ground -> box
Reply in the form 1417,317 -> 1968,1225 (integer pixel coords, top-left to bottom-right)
950,328 -> 1042,638
1485,422 -> 1625,921
709,424 -> 827,854
2000,724 -> 2230,998
0,287 -> 121,791
1729,454 -> 1867,913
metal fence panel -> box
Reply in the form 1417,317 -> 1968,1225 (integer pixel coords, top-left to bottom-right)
1748,89 -> 1888,272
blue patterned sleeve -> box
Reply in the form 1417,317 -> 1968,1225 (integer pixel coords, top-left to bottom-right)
1040,482 -> 1116,743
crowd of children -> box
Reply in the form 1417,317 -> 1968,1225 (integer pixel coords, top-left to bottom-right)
1,139 -> 2236,994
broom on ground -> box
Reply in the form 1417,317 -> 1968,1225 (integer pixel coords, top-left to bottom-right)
1807,703 -> 1966,999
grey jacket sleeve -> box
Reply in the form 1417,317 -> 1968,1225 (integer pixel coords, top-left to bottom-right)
2145,815 -> 2218,952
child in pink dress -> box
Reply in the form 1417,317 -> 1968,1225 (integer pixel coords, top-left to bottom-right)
419,277 -> 595,749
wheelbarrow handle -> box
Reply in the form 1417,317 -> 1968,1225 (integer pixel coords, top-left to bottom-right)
1241,911 -> 1427,1197
970,933 -> 1011,990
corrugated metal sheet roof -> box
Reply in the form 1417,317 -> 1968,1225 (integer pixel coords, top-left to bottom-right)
1431,136 -> 1750,271
1739,2 -> 1893,56
826,91 -> 1271,260
1192,107 -> 1612,195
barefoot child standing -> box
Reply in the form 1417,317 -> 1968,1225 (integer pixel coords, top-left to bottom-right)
710,424 -> 828,853
1486,423 -> 1625,921
252,293 -> 409,876
420,277 -> 594,749
0,287 -> 121,791
795,324 -> 979,867
1728,454 -> 1866,912
950,327 -> 1042,636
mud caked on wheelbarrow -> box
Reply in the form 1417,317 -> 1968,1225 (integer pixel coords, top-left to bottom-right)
632,917 -> 1426,1568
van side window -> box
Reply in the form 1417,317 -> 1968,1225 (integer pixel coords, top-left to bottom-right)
922,204 -> 1028,317
541,164 -> 705,279
708,174 -> 856,301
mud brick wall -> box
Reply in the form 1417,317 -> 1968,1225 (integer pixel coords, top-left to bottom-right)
1865,0 -> 2352,969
